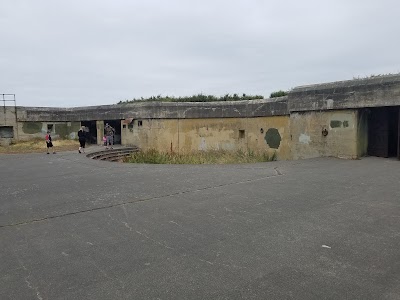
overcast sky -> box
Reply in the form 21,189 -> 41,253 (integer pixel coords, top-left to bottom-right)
1,0 -> 399,107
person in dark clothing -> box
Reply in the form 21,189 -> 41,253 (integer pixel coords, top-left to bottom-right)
45,130 -> 55,154
78,126 -> 86,153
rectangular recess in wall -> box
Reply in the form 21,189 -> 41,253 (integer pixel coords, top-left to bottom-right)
138,120 -> 143,127
47,124 -> 54,131
0,126 -> 14,138
239,129 -> 245,139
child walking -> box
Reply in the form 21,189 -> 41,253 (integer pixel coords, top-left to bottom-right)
45,130 -> 56,154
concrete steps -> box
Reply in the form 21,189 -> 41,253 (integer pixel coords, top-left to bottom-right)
86,146 -> 140,162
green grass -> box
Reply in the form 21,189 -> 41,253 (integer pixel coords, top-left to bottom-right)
0,138 -> 79,153
124,149 -> 277,164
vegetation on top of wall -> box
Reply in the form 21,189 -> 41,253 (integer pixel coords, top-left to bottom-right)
124,149 -> 277,164
117,93 -> 264,104
352,73 -> 398,80
269,90 -> 288,98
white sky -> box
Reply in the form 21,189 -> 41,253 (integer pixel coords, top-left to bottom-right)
1,0 -> 399,107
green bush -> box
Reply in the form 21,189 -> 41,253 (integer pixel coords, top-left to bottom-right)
269,90 -> 288,98
117,93 -> 264,104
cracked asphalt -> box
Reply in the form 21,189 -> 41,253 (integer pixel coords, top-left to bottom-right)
0,150 -> 399,299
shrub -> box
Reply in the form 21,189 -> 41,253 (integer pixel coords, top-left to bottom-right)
117,93 -> 264,104
270,90 -> 288,98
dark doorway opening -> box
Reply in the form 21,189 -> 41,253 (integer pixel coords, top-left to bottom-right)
104,120 -> 122,144
0,126 -> 14,138
368,107 -> 399,158
81,121 -> 97,144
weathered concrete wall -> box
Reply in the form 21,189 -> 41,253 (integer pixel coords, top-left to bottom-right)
0,107 -> 18,142
122,116 -> 291,160
9,74 -> 400,123
15,97 -> 288,122
3,74 -> 400,159
10,74 -> 400,123
289,74 -> 400,112
0,107 -> 17,125
96,121 -> 104,145
55,122 -> 81,139
290,110 -> 358,159
17,121 -> 81,141
0,107 -> 80,141
122,119 -> 179,152
357,109 -> 369,157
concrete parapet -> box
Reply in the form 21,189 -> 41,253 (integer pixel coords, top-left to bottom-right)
288,74 -> 400,112
15,97 -> 289,122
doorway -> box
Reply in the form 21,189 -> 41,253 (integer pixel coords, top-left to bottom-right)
81,121 -> 97,144
367,107 -> 399,158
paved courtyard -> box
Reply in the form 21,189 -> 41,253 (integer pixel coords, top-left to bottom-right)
0,150 -> 399,299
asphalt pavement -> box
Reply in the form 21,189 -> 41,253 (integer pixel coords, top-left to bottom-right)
0,149 -> 399,299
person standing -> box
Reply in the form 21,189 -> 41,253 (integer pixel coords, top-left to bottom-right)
78,126 -> 86,153
45,130 -> 56,154
104,123 -> 115,149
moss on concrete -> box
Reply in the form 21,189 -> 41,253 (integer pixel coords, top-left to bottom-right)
55,122 -> 81,139
22,122 -> 42,134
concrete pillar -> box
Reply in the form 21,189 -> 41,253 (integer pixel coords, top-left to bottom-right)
120,121 -> 125,145
96,120 -> 104,145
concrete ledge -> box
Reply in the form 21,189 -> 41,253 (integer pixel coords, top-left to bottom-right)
289,74 -> 400,112
10,73 -> 400,121
16,97 -> 289,122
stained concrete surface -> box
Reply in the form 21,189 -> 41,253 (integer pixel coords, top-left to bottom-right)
0,151 -> 399,299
